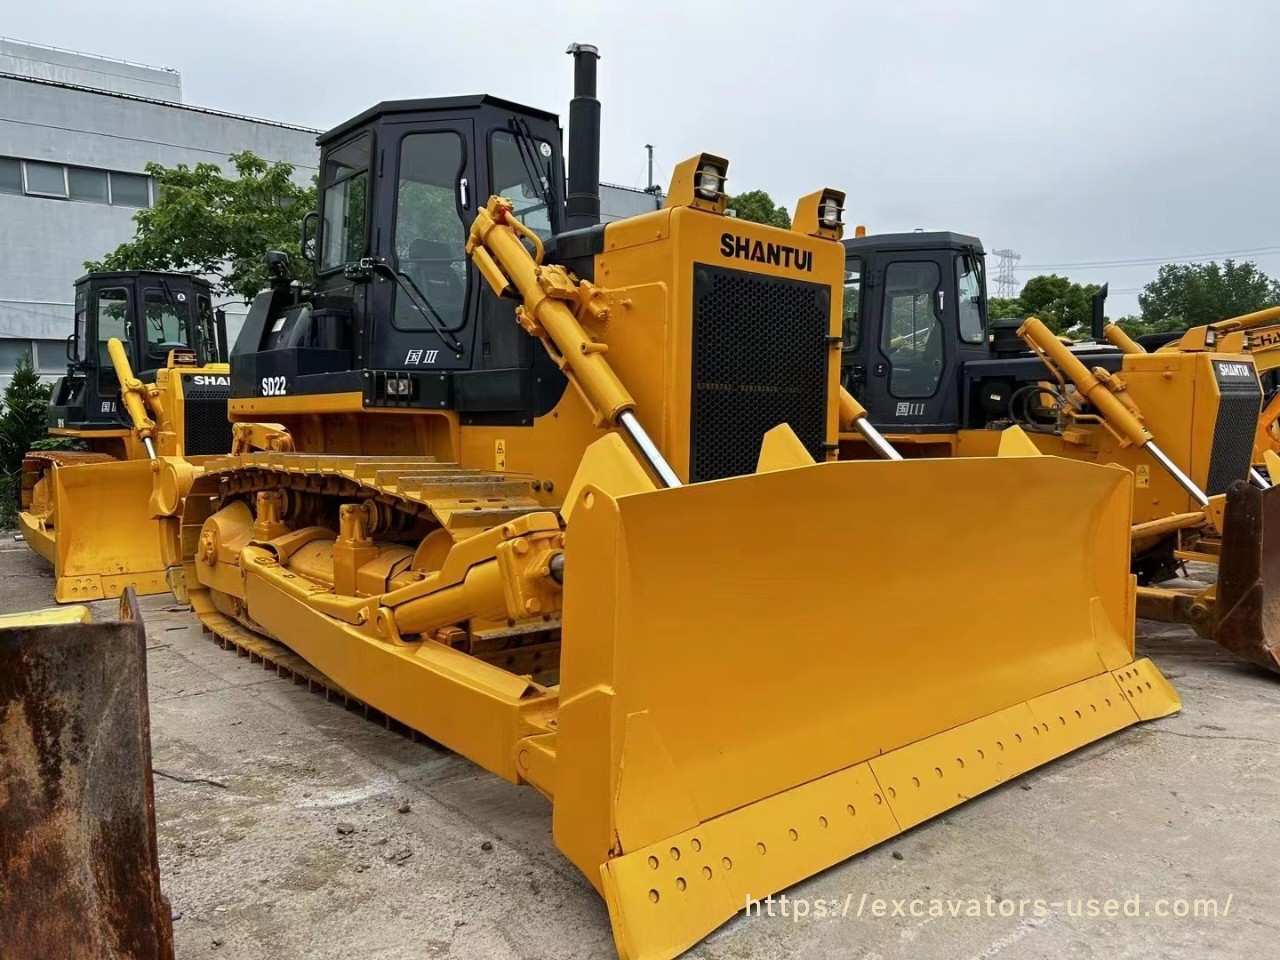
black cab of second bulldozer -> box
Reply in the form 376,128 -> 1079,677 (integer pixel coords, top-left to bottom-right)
50,270 -> 226,433
842,232 -> 1123,434
841,231 -> 995,433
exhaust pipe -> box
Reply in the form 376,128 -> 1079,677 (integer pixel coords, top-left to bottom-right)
1091,282 -> 1109,342
565,43 -> 601,231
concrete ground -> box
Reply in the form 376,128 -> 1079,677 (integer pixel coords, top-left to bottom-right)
2,536 -> 1277,960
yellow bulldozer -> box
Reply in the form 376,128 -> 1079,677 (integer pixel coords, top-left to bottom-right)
1100,305 -> 1280,468
155,46 -> 1177,959
18,270 -> 234,602
838,232 -> 1280,672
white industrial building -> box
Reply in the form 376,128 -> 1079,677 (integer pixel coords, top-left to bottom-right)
0,38 -> 321,384
0,37 -> 660,386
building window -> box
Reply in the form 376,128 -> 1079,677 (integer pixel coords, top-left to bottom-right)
110,172 -> 151,207
68,167 -> 110,203
0,156 -> 153,208
24,161 -> 67,198
0,158 -> 20,195
0,339 -> 35,374
33,339 -> 69,374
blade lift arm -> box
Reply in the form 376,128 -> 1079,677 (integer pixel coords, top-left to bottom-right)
465,196 -> 681,488
1102,323 -> 1145,355
1018,317 -> 1211,505
838,388 -> 902,460
106,337 -> 161,460
1192,304 -> 1280,343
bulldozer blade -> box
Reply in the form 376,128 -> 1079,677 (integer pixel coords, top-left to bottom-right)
16,507 -> 57,565
555,447 -> 1179,960
0,589 -> 173,960
1209,479 -> 1280,671
49,459 -> 171,602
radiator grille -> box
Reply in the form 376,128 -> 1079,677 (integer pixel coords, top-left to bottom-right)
183,385 -> 233,456
689,264 -> 830,482
1205,362 -> 1262,496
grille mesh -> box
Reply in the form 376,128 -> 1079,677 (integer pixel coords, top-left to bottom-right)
689,265 -> 830,482
183,386 -> 233,456
1205,372 -> 1262,496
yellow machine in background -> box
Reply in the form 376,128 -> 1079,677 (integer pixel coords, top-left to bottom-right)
19,270 -> 232,601
1101,306 -> 1280,468
839,231 -> 1280,673
166,48 -> 1177,959
1009,318 -> 1280,671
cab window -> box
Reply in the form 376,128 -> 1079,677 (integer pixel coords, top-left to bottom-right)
843,257 -> 864,350
143,287 -> 191,362
96,287 -> 131,388
393,130 -> 468,331
490,129 -> 557,238
956,253 -> 985,344
73,287 -> 88,362
319,133 -> 370,270
882,261 -> 944,399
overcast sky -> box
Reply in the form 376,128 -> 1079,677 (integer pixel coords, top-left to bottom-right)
8,0 -> 1279,315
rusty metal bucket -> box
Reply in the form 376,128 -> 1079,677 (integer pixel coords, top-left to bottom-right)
0,589 -> 173,960
1212,480 -> 1280,671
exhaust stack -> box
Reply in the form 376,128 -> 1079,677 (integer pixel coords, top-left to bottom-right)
1091,282 -> 1109,341
565,43 -> 601,231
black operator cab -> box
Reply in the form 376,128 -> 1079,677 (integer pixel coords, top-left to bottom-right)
842,232 -> 989,433
231,93 -> 572,423
51,271 -> 224,433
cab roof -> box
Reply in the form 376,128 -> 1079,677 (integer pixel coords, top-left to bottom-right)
320,95 -> 560,146
843,231 -> 984,256
74,270 -> 210,286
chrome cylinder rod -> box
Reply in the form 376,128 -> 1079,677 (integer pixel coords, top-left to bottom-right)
618,409 -> 682,488
855,419 -> 904,461
1250,467 -> 1271,490
143,437 -> 156,461
1147,441 -> 1208,507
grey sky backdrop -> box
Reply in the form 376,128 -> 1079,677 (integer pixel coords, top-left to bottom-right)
7,0 -> 1278,316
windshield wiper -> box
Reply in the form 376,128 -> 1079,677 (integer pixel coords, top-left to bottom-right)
508,117 -> 558,230
352,257 -> 464,357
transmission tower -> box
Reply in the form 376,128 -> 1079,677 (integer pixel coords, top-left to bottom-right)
991,248 -> 1022,298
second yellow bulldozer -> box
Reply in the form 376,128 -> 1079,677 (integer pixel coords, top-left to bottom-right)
18,270 -> 233,601
838,231 -> 1280,673
1100,304 -> 1280,470
158,47 -> 1178,959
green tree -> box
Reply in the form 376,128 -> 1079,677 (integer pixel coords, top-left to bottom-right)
87,151 -> 317,303
1138,259 -> 1280,330
1016,274 -> 1101,337
1112,314 -> 1174,338
986,296 -> 1024,321
728,190 -> 791,229
0,353 -> 53,526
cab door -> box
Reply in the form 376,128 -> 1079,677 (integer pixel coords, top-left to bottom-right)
92,283 -> 133,415
861,252 -> 952,430
365,117 -> 477,373
851,249 -> 986,433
